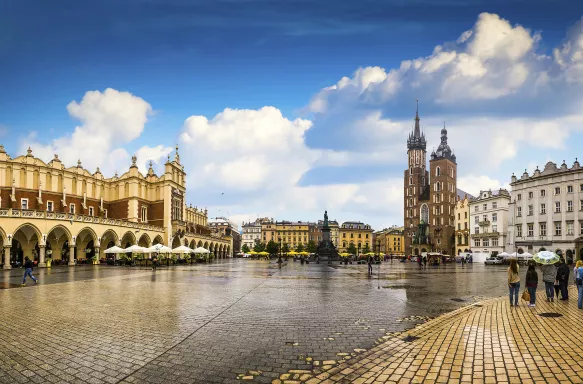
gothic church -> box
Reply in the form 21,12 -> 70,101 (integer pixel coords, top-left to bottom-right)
404,103 -> 457,256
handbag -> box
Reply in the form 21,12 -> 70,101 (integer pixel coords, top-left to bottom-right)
521,290 -> 530,302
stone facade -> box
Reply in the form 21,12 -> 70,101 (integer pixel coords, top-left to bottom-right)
469,189 -> 510,256
454,194 -> 471,255
0,145 -> 231,268
208,217 -> 240,256
242,218 -> 270,250
404,103 -> 457,256
510,159 -> 583,262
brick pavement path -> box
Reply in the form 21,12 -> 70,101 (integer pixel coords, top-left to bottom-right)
290,286 -> 583,384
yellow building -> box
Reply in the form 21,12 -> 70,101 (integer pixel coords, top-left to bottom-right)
455,194 -> 471,255
373,226 -> 404,256
261,219 -> 276,244
339,221 -> 373,254
0,145 -> 232,268
275,221 -> 314,249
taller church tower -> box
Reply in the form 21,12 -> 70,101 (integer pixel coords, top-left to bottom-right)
404,101 -> 430,256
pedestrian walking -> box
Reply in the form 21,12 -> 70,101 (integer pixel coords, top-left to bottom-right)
508,259 -> 520,307
556,258 -> 570,300
575,260 -> 583,309
21,256 -> 37,286
152,254 -> 158,271
367,255 -> 373,275
423,256 -> 427,267
541,263 -> 557,302
525,264 -> 538,307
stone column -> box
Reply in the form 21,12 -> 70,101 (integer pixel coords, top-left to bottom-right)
94,247 -> 100,264
3,245 -> 11,270
38,245 -> 46,268
68,245 -> 75,266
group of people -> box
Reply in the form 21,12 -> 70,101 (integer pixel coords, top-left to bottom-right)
507,258 -> 583,309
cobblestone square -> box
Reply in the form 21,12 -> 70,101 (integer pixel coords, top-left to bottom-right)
0,260 -> 579,383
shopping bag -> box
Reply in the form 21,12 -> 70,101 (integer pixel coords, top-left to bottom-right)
521,290 -> 530,302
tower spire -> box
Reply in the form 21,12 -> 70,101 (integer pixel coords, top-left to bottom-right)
414,99 -> 421,138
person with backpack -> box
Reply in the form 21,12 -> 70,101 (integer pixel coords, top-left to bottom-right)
21,256 -> 38,285
575,260 -> 583,309
556,258 -> 570,300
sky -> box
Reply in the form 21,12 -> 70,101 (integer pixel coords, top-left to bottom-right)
1,0 -> 583,231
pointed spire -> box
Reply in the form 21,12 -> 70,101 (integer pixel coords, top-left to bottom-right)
174,144 -> 180,163
413,99 -> 421,138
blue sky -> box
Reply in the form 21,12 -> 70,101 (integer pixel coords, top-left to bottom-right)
1,0 -> 583,229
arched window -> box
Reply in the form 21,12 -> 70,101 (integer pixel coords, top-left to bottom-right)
420,204 -> 429,223
436,166 -> 441,176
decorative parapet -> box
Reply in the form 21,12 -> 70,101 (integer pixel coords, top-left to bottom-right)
0,208 -> 165,233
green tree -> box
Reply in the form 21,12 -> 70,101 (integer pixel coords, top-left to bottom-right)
306,240 -> 317,253
253,241 -> 266,253
295,243 -> 304,253
347,242 -> 357,255
266,240 -> 279,255
282,243 -> 290,253
241,244 -> 250,253
363,243 -> 371,254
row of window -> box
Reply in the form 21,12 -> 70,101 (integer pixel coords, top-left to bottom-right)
20,199 -> 110,218
457,212 -> 468,220
342,233 -> 370,239
516,184 -> 583,201
473,202 -> 498,212
516,200 -> 582,216
474,238 -> 500,247
475,225 -> 498,234
474,213 -> 498,223
516,221 -> 582,237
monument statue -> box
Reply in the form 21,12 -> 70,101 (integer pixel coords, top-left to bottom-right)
315,210 -> 339,262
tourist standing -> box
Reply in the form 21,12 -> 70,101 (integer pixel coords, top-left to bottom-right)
152,254 -> 158,271
508,259 -> 520,307
556,258 -> 570,300
525,264 -> 538,307
21,256 -> 37,285
541,262 -> 557,302
575,260 -> 583,309
367,255 -> 373,275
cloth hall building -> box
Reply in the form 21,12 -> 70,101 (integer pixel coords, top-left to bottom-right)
0,145 -> 232,269
403,104 -> 462,257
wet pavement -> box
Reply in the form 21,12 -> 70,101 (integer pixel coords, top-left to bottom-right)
0,260 -> 530,383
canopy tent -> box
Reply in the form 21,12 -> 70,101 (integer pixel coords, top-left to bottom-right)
299,251 -> 309,255
288,251 -> 298,255
193,247 -> 210,254
498,252 -> 511,258
104,246 -> 125,254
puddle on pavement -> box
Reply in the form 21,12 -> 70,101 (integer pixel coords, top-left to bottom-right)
0,282 -> 24,289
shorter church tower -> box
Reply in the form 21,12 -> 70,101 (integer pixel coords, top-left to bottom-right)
429,125 -> 457,255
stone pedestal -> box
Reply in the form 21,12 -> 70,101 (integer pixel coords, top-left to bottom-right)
315,226 -> 340,262
2,245 -> 11,269
68,246 -> 75,266
38,245 -> 46,268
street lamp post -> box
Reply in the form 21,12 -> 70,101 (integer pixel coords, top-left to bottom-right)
278,237 -> 282,265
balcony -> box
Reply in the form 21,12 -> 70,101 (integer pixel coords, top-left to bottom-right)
478,220 -> 491,226
471,231 -> 499,238
0,208 -> 165,232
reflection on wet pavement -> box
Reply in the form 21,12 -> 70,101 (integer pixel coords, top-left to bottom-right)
0,259 -> 515,383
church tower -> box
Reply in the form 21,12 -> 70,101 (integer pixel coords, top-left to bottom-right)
404,101 -> 430,256
429,124 -> 457,255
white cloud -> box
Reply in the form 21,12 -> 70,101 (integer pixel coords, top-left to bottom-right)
179,106 -> 317,192
22,88 -> 152,176
458,175 -> 509,197
135,145 -> 173,175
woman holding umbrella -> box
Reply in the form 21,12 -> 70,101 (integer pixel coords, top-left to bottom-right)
534,251 -> 561,302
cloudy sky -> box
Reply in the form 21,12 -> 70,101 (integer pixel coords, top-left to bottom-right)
2,0 -> 583,230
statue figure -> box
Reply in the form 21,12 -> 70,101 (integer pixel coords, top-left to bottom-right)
324,210 -> 329,227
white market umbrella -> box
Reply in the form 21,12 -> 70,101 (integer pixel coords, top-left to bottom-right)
172,245 -> 194,254
147,244 -> 172,253
104,246 -> 125,254
193,247 -> 210,254
520,252 -> 533,259
123,245 -> 147,253
498,252 -> 510,258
